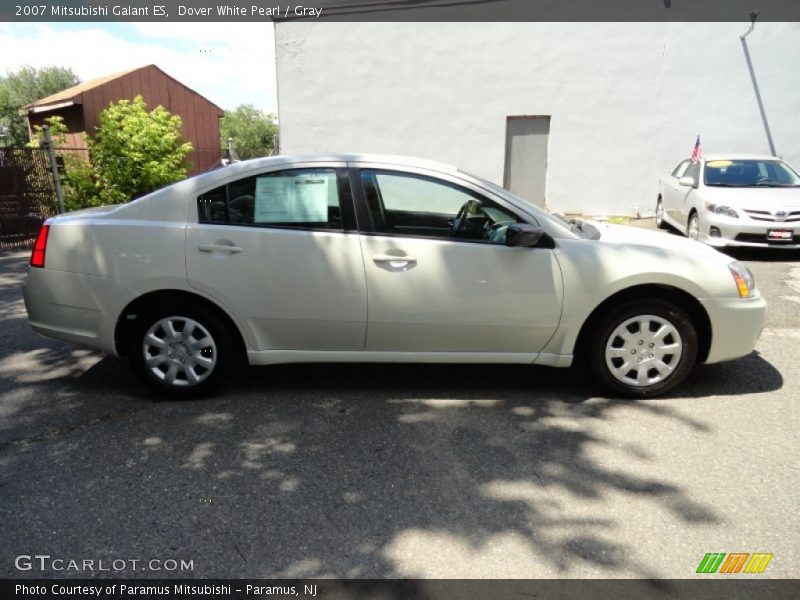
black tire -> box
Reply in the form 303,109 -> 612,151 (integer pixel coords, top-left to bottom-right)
129,303 -> 235,398
655,198 -> 668,229
686,211 -> 699,240
588,300 -> 698,398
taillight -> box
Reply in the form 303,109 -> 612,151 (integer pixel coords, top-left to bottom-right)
30,225 -> 50,268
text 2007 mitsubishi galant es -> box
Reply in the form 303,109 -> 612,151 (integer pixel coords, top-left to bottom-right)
23,154 -> 766,398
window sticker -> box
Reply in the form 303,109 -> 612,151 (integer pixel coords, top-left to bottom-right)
254,173 -> 330,223
706,160 -> 733,168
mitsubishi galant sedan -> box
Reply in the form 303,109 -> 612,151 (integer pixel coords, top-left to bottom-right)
656,154 -> 800,247
24,154 -> 766,398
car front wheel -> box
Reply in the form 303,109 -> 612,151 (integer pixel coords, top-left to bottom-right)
589,300 -> 698,397
686,212 -> 699,240
655,198 -> 668,229
130,304 -> 234,397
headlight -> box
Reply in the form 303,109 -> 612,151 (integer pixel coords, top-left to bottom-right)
704,202 -> 739,218
729,261 -> 756,298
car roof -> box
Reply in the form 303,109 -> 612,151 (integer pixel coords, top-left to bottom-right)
211,153 -> 459,181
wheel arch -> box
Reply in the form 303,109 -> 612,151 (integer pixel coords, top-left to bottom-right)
114,289 -> 248,360
573,284 -> 712,365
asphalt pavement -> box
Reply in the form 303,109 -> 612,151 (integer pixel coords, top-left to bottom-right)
0,226 -> 798,580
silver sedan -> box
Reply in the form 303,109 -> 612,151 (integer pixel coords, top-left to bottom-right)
656,154 -> 800,247
24,153 -> 766,398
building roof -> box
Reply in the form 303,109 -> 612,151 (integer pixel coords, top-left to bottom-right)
23,64 -> 224,115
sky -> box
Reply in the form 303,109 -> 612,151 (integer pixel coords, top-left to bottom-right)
0,22 -> 278,113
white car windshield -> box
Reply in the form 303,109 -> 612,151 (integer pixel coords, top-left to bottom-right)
704,159 -> 800,188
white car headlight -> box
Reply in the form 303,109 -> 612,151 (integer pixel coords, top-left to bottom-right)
729,261 -> 756,298
704,202 -> 739,218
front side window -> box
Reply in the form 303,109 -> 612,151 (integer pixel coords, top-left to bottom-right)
361,170 -> 523,244
672,160 -> 690,177
198,168 -> 344,230
684,162 -> 700,185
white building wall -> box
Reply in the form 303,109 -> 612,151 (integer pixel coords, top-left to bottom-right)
275,22 -> 800,216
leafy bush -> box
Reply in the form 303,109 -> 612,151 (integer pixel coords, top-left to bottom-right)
28,96 -> 193,210
90,95 -> 193,203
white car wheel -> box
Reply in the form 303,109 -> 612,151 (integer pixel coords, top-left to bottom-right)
589,300 -> 698,397
655,198 -> 668,229
130,304 -> 235,397
604,315 -> 683,387
687,213 -> 699,240
143,316 -> 218,387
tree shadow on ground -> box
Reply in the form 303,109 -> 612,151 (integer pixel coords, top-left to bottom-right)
0,349 -> 783,582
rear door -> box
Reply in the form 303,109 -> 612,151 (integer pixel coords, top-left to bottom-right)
352,164 -> 563,355
186,163 -> 368,352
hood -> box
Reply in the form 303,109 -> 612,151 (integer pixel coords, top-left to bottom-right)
587,221 -> 732,265
700,185 -> 800,211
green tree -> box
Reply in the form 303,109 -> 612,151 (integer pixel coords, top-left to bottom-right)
0,66 -> 79,146
89,95 -> 193,203
220,104 -> 278,160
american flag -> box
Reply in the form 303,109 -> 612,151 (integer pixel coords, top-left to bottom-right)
690,135 -> 702,163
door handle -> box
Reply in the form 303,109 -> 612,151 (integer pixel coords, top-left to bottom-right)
198,243 -> 243,254
372,254 -> 417,270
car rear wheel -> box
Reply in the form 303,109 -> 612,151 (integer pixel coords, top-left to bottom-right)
655,198 -> 668,229
686,212 -> 699,240
589,300 -> 698,398
130,304 -> 234,397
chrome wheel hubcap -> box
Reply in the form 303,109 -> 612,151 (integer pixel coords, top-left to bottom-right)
143,316 -> 217,387
656,201 -> 663,224
605,315 -> 683,387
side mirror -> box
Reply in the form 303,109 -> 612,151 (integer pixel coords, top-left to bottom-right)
678,176 -> 696,188
506,223 -> 545,247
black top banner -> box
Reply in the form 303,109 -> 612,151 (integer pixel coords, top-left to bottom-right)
2,0 -> 800,22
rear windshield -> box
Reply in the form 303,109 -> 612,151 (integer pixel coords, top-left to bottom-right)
703,159 -> 800,187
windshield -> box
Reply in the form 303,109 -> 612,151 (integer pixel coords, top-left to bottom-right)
704,159 -> 800,187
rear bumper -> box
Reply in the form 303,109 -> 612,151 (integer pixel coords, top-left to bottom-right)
699,294 -> 766,364
23,267 -> 138,356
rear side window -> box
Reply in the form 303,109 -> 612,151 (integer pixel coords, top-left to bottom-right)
198,168 -> 345,230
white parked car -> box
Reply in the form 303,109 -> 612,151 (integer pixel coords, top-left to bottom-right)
24,154 -> 765,398
656,154 -> 800,247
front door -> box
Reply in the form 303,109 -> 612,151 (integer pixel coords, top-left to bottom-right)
355,167 -> 562,355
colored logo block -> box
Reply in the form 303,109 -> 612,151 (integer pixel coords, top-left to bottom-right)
696,552 -> 773,574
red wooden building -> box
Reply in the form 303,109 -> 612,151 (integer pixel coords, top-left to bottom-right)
23,64 -> 224,174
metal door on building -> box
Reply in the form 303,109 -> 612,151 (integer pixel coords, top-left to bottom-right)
503,116 -> 550,209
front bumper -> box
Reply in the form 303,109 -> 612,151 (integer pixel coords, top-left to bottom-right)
699,294 -> 766,364
697,212 -> 800,248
